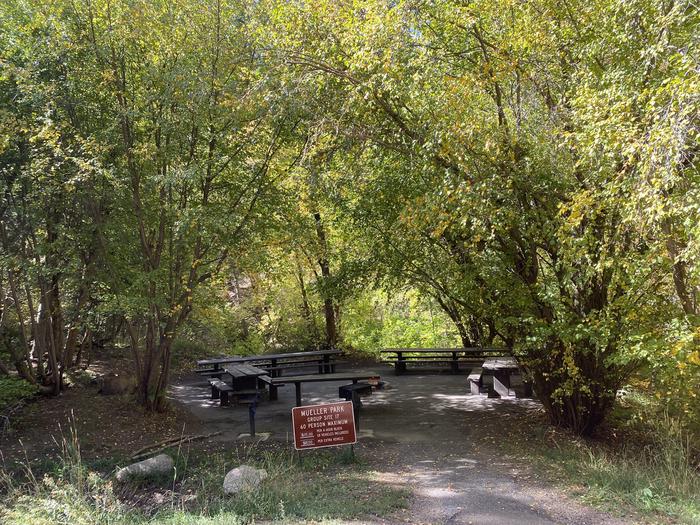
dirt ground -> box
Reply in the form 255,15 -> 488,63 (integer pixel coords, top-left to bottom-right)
0,352 -> 201,469
0,381 -> 199,470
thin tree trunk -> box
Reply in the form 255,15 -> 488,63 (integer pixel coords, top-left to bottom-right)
295,257 -> 318,341
313,210 -> 337,348
6,270 -> 34,376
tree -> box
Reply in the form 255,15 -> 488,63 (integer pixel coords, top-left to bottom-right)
265,0 -> 696,434
2,0 -> 295,409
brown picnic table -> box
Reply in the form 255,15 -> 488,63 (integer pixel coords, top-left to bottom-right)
271,371 -> 381,407
197,349 -> 343,376
380,347 -> 510,375
271,371 -> 381,431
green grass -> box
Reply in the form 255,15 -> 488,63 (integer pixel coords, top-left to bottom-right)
0,434 -> 409,525
503,391 -> 700,524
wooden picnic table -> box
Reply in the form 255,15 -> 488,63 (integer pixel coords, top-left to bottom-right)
197,349 -> 343,375
380,347 -> 510,375
271,371 -> 381,407
481,357 -> 520,398
197,356 -> 241,370
224,363 -> 268,380
223,363 -> 272,396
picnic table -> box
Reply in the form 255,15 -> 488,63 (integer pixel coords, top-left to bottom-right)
482,357 -> 520,397
380,347 -> 510,375
197,349 -> 343,376
468,357 -> 532,398
224,364 -> 269,390
272,371 -> 381,431
271,371 -> 381,407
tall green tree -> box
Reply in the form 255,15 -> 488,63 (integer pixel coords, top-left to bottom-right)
265,0 -> 699,434
2,0 -> 295,409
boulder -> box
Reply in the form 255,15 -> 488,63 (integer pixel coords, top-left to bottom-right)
223,465 -> 268,495
98,373 -> 135,395
115,454 -> 174,482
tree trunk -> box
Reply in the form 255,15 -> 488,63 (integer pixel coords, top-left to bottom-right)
313,210 -> 337,348
296,258 -> 319,341
434,295 -> 473,347
525,341 -> 622,436
5,270 -> 35,381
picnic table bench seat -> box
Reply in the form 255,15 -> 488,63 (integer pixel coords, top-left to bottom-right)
196,367 -> 219,374
209,379 -> 234,406
259,359 -> 337,375
198,369 -> 226,378
338,382 -> 373,399
467,367 -> 484,395
256,374 -> 277,400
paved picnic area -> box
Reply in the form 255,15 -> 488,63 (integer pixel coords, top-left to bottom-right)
171,362 -> 626,525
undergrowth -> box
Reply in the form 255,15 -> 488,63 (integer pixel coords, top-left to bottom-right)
507,387 -> 700,524
0,377 -> 38,412
0,418 -> 408,525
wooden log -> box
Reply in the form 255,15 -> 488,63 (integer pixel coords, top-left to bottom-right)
130,431 -> 222,460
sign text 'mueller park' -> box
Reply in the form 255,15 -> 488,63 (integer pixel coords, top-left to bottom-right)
291,401 -> 357,450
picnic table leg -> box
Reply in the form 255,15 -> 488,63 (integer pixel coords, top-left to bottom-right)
295,382 -> 302,407
318,358 -> 323,375
451,351 -> 459,374
482,373 -> 498,398
271,358 -> 278,378
493,369 -> 511,397
351,391 -> 361,432
269,384 -> 278,401
396,352 -> 406,375
323,355 -> 330,374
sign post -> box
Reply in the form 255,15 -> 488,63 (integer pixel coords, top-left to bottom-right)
291,401 -> 357,451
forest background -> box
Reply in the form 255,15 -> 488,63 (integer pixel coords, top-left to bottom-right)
0,0 -> 698,439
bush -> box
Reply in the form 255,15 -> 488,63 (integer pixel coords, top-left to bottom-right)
0,377 -> 38,412
509,387 -> 700,523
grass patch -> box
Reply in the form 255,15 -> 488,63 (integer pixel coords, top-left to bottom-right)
0,429 -> 409,525
504,390 -> 700,524
158,444 -> 408,523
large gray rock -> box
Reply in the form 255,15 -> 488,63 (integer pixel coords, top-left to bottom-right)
115,454 -> 174,482
223,465 -> 268,495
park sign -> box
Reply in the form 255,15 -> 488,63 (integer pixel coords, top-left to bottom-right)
291,401 -> 357,450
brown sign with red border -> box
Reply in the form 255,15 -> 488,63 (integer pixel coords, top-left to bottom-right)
291,401 -> 357,450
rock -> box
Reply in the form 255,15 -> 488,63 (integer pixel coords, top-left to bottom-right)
223,465 -> 268,495
98,373 -> 135,395
115,454 -> 174,482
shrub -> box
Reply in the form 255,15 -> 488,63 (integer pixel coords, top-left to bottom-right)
0,377 -> 38,412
